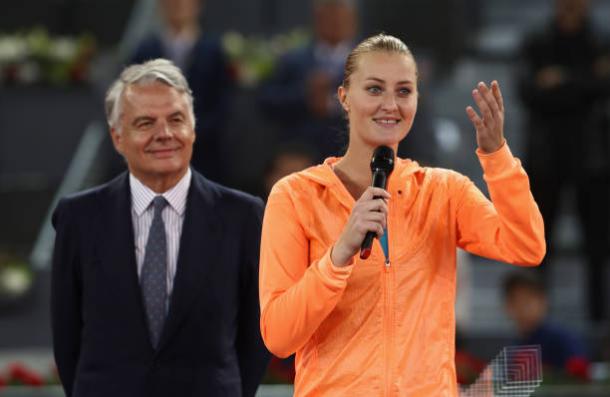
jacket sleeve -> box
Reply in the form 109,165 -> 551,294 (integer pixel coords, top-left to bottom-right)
236,197 -> 271,397
259,182 -> 353,358
455,143 -> 546,265
50,198 -> 82,397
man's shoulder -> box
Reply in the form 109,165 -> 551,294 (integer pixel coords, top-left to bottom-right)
57,173 -> 126,212
52,173 -> 127,228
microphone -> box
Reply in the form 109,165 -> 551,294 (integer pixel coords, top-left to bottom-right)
360,146 -> 394,259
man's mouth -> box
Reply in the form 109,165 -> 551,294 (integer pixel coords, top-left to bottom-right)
148,147 -> 179,156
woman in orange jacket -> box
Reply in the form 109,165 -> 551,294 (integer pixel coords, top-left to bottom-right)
259,33 -> 545,396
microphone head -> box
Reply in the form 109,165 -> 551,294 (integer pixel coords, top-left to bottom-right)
370,146 -> 395,175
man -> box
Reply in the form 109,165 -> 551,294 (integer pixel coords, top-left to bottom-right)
259,0 -> 358,161
131,0 -> 232,183
51,59 -> 269,397
517,0 -> 610,321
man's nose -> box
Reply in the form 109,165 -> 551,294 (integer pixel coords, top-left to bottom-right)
155,122 -> 173,138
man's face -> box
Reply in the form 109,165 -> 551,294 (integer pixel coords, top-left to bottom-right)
160,0 -> 202,29
556,0 -> 589,33
314,3 -> 357,46
111,81 -> 195,187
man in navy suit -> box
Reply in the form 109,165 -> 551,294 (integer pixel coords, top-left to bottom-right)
259,0 -> 358,161
51,59 -> 269,397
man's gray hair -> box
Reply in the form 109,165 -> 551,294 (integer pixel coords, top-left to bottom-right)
105,58 -> 195,132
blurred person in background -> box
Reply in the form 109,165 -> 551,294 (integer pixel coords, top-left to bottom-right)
131,0 -> 232,183
503,271 -> 591,381
258,143 -> 316,384
259,0 -> 358,161
51,59 -> 268,397
517,0 -> 610,322
261,142 -> 317,199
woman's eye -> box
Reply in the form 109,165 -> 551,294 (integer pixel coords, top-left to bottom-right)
367,86 -> 382,94
398,87 -> 412,96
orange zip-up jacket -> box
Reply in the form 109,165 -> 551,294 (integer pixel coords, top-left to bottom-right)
259,143 -> 545,396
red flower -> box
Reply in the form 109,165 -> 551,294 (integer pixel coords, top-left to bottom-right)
455,350 -> 486,385
7,362 -> 44,386
565,356 -> 590,381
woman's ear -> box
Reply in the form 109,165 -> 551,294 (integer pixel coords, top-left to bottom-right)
338,85 -> 349,112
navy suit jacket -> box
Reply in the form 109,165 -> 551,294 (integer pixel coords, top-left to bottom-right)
51,170 -> 269,397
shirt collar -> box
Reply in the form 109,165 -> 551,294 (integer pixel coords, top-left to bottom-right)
130,168 -> 192,216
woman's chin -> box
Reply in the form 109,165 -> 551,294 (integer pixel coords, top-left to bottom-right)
368,131 -> 408,148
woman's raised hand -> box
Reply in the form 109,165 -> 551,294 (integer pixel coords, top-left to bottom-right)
466,81 -> 505,154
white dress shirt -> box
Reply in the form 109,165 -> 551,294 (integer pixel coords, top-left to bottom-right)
130,168 -> 191,306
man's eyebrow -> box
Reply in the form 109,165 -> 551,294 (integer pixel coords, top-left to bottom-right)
132,115 -> 154,126
167,111 -> 186,119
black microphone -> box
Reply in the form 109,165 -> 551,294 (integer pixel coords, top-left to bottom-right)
360,146 -> 395,259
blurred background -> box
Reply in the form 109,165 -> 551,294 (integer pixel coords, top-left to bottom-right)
0,0 -> 609,395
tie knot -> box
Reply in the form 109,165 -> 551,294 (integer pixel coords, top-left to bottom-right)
152,196 -> 168,213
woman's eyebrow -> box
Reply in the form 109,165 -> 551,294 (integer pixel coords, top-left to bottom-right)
365,77 -> 414,85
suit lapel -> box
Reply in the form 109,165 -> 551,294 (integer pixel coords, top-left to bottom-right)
99,173 -> 151,344
157,173 -> 222,352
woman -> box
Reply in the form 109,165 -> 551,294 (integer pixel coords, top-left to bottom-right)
259,34 -> 545,396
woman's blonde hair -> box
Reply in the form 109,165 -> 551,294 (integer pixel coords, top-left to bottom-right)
342,33 -> 415,89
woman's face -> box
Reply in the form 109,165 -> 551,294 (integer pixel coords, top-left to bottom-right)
339,51 -> 418,152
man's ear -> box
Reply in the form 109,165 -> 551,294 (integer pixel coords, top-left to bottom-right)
110,127 -> 123,155
338,86 -> 349,112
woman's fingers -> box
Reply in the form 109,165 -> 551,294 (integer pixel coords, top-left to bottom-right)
466,80 -> 505,153
466,106 -> 484,129
352,188 -> 390,233
491,80 -> 504,113
359,211 -> 387,230
467,81 -> 506,135
333,184 -> 392,265
472,88 -> 494,126
360,197 -> 388,212
360,186 -> 391,201
478,82 -> 501,118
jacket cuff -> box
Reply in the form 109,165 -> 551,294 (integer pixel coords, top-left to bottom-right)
476,141 -> 518,179
318,247 -> 353,285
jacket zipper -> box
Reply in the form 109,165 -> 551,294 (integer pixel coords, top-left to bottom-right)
383,202 -> 394,396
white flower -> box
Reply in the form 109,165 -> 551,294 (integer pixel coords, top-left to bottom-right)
51,37 -> 78,61
0,37 -> 28,63
1,266 -> 32,296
